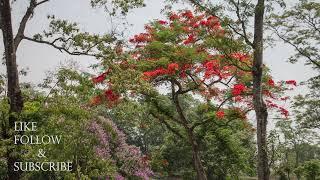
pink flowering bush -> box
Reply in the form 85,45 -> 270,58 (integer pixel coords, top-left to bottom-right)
88,117 -> 153,179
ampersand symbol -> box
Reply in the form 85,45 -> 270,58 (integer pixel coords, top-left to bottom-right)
37,149 -> 46,158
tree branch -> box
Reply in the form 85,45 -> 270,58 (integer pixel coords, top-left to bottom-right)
23,36 -> 100,57
190,93 -> 245,130
272,27 -> 320,69
150,112 -> 184,139
14,0 -> 50,49
188,0 -> 254,47
171,80 -> 190,128
229,0 -> 254,47
36,0 -> 50,6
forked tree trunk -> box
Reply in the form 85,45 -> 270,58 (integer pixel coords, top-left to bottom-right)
172,83 -> 207,180
0,0 -> 24,179
252,0 -> 270,179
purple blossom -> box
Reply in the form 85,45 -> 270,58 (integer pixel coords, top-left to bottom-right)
134,168 -> 154,180
88,117 -> 153,179
115,174 -> 125,180
88,121 -> 111,159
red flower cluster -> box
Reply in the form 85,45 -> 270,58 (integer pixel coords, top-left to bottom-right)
279,107 -> 289,118
266,100 -> 279,108
268,79 -> 275,87
232,84 -> 246,96
158,20 -> 167,25
89,89 -> 120,106
169,13 -> 179,21
181,10 -> 194,19
129,33 -> 151,43
216,111 -> 225,119
192,23 -> 199,28
205,16 -> 221,29
143,63 -> 180,79
143,68 -> 168,79
200,20 -> 206,26
167,63 -> 179,73
231,53 -> 249,62
203,60 -> 221,79
262,79 -> 295,118
285,80 -> 297,86
197,16 -> 221,30
105,89 -> 120,102
183,34 -> 196,44
266,100 -> 290,118
92,72 -> 109,84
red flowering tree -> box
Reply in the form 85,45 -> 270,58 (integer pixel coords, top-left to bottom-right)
91,10 -> 295,179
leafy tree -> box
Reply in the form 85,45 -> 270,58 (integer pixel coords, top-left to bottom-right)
268,0 -> 320,69
0,0 -> 145,179
182,0 -> 289,178
92,10 -> 292,179
268,119 -> 320,179
293,76 -> 320,129
0,1 -> 24,177
297,160 -> 320,180
110,94 -> 257,179
0,65 -> 153,179
105,98 -> 166,155
268,0 -> 320,131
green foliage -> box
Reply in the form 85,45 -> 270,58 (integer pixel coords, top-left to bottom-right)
31,15 -> 116,59
268,119 -> 320,179
90,0 -> 145,15
12,67 -> 116,179
1,65 -> 155,178
103,89 -> 257,179
268,0 -> 320,69
294,160 -> 320,180
0,158 -> 6,180
293,76 -> 320,129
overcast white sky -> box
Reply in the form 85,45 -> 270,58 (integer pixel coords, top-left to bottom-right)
0,0 -> 317,122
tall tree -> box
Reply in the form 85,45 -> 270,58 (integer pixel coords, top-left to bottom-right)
0,0 -> 144,179
268,119 -> 320,179
92,9 -> 291,179
268,0 -> 320,130
186,0 -> 269,179
0,0 -> 24,178
268,0 -> 320,69
252,1 -> 269,179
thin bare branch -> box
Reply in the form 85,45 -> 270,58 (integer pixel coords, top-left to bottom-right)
36,0 -> 49,6
14,0 -> 50,49
272,27 -> 320,69
229,0 -> 254,47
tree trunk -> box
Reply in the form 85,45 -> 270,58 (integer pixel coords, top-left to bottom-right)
0,0 -> 24,179
294,144 -> 299,168
252,0 -> 269,180
171,82 -> 207,180
187,130 -> 207,180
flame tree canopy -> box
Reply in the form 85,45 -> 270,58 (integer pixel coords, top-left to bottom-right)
91,10 -> 294,120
